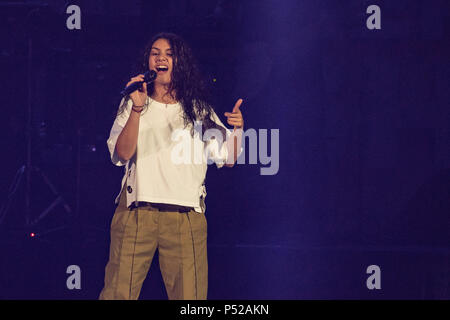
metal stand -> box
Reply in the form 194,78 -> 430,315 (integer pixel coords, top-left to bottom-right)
0,6 -> 72,237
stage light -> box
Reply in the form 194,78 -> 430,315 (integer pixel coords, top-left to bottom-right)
30,232 -> 36,238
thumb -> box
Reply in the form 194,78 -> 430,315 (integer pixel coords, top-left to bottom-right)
143,82 -> 148,95
232,98 -> 243,113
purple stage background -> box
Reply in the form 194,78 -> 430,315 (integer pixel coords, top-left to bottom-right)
0,0 -> 449,299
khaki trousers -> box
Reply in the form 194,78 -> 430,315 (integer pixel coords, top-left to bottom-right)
99,187 -> 208,300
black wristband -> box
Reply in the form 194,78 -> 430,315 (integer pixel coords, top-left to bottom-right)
132,105 -> 144,113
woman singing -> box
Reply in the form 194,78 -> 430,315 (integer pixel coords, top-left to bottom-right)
99,32 -> 244,300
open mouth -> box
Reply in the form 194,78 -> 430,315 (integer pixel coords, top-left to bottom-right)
156,66 -> 169,73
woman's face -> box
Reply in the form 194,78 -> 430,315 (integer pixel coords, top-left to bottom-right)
148,38 -> 173,86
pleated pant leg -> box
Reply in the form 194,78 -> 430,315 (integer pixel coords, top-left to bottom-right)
158,209 -> 208,300
99,187 -> 158,300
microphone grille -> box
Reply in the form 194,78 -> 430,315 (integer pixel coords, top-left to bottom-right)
144,70 -> 157,82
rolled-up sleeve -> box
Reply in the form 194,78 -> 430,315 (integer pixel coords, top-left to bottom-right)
205,110 -> 243,169
106,98 -> 132,166
206,135 -> 229,169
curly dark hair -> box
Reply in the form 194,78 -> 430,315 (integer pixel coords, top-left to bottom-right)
118,32 -> 224,137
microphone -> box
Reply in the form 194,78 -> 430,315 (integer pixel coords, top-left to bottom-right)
120,70 -> 157,97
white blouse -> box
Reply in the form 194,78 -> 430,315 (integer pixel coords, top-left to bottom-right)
107,97 -> 234,213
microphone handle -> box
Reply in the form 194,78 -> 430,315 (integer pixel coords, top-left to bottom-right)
120,81 -> 144,97
120,70 -> 157,97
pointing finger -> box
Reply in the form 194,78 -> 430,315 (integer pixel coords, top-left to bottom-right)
224,112 -> 241,118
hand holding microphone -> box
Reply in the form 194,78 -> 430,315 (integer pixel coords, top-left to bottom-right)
120,70 -> 157,108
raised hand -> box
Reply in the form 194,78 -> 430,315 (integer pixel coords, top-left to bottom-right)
224,98 -> 244,130
127,74 -> 148,107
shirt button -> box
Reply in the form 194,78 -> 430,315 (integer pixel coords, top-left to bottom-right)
127,186 -> 133,193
